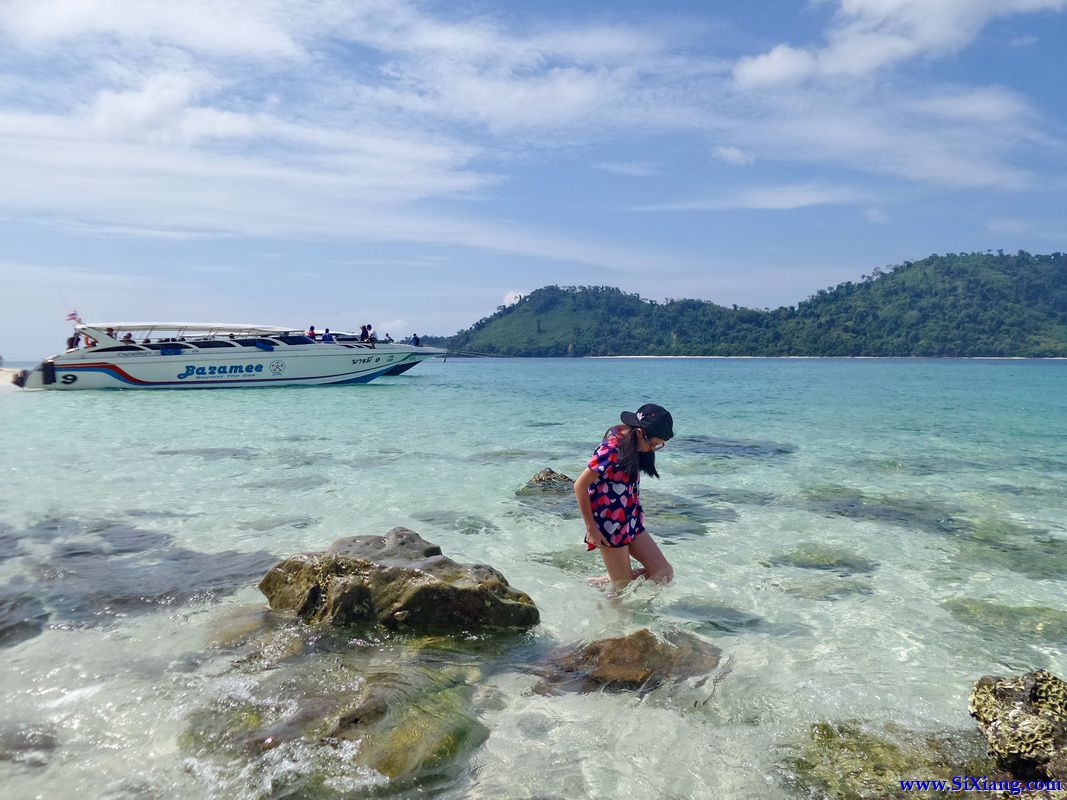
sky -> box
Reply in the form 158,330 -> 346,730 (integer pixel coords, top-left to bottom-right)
1,0 -> 1066,358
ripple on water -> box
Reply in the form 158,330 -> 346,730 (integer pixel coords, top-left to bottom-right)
154,446 -> 260,460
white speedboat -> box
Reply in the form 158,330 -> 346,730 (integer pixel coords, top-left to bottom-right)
11,323 -> 447,390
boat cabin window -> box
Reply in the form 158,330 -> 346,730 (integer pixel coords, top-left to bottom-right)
93,345 -> 146,353
143,342 -> 193,350
234,338 -> 278,348
191,340 -> 238,348
275,335 -> 316,345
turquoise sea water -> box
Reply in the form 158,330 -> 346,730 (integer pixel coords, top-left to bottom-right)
1,358 -> 1065,798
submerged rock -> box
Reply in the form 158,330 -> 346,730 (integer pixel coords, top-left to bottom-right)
683,485 -> 779,506
800,486 -> 969,534
944,599 -> 1067,644
534,628 -> 721,694
969,670 -> 1067,782
259,527 -> 539,632
35,545 -> 278,623
765,543 -> 878,576
781,721 -> 997,800
0,522 -> 23,562
641,490 -> 737,541
528,548 -> 590,575
0,583 -> 49,648
410,510 -> 499,536
181,654 -> 488,789
672,435 -> 797,459
331,672 -> 489,781
665,596 -> 765,633
779,577 -> 875,602
0,724 -> 59,768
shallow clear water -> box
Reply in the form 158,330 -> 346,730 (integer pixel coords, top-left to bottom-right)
1,358 -> 1065,798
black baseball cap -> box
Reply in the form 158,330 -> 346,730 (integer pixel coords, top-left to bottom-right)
620,404 -> 674,441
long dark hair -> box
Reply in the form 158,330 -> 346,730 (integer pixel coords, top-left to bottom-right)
604,425 -> 660,480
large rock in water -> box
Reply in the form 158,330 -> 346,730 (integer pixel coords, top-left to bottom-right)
258,527 -> 539,632
535,628 -> 721,694
969,670 -> 1067,781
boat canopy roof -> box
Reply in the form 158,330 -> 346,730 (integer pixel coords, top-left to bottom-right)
77,322 -> 294,336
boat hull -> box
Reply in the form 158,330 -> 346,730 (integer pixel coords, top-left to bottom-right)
19,347 -> 419,390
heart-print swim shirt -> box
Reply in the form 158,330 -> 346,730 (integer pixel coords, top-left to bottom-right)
584,434 -> 644,549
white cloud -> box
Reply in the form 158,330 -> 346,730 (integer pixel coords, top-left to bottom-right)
502,291 -> 524,306
863,207 -> 889,223
712,145 -> 755,165
734,44 -> 816,88
734,0 -> 1067,87
638,182 -> 867,211
0,0 -> 303,56
594,161 -> 659,176
1007,34 -> 1039,46
910,86 -> 1034,124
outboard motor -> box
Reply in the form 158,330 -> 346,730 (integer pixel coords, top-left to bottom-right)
11,369 -> 29,388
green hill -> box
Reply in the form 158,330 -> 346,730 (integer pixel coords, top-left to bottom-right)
445,252 -> 1067,357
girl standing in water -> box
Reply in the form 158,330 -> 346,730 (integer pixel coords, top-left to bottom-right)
574,404 -> 675,586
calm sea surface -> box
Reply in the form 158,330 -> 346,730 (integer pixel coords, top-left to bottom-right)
1,358 -> 1065,798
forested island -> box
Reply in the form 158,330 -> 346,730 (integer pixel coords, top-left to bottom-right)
441,252 -> 1067,357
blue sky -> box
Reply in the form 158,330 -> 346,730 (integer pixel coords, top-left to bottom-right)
1,0 -> 1065,358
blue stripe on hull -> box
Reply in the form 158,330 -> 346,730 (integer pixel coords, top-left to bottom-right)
61,364 -> 396,388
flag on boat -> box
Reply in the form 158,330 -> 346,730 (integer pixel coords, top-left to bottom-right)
66,310 -> 80,322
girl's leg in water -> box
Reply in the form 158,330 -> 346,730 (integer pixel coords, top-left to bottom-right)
628,532 -> 673,583
594,544 -> 636,586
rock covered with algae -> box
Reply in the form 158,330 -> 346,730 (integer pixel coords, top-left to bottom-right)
969,670 -> 1067,782
514,468 -> 579,517
781,721 -> 998,800
258,527 -> 539,632
534,627 -> 722,694
180,658 -> 489,788
518,468 -> 574,492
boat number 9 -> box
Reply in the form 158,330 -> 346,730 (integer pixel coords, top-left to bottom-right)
61,374 -> 77,384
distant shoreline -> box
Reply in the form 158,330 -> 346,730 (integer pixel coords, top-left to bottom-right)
589,355 -> 1067,360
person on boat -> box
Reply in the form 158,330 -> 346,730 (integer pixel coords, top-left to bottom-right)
384,333 -> 394,342
306,325 -> 317,340
367,324 -> 377,342
321,328 -> 335,343
410,333 -> 421,346
105,328 -> 116,339
359,325 -> 369,342
121,332 -> 134,344
574,404 -> 675,587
